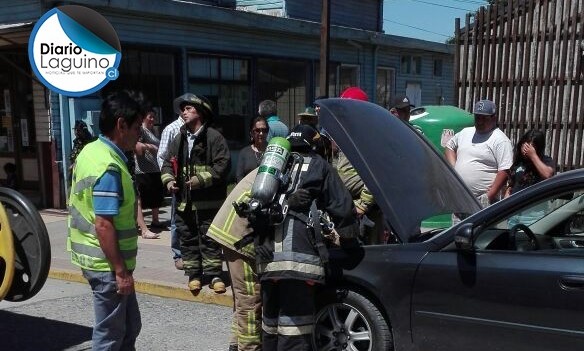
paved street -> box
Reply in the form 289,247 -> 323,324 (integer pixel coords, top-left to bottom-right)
0,278 -> 232,351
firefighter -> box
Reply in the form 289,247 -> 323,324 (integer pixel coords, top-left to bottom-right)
161,93 -> 231,293
335,87 -> 387,244
256,124 -> 358,351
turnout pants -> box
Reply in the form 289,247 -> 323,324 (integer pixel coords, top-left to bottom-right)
261,279 -> 315,351
176,207 -> 223,280
225,249 -> 262,351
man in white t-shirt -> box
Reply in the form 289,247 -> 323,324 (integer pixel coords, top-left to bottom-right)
445,99 -> 513,207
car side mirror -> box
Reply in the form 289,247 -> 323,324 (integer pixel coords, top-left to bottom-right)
454,223 -> 474,250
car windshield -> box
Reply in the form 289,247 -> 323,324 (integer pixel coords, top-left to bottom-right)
489,191 -> 584,231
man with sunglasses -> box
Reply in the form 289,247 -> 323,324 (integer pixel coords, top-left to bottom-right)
445,99 -> 513,208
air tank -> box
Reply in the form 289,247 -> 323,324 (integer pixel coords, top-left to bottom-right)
250,137 -> 291,207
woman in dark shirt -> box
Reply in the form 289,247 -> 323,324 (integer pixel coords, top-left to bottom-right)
236,116 -> 269,182
506,129 -> 555,197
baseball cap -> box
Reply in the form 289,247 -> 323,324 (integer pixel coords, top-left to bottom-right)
473,99 -> 496,116
298,106 -> 317,117
287,124 -> 321,149
340,87 -> 368,101
392,95 -> 414,109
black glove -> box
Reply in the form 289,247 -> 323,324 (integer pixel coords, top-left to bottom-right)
287,188 -> 312,210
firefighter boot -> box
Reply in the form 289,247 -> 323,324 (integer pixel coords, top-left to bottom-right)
210,277 -> 226,294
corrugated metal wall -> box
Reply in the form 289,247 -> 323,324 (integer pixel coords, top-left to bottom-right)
32,79 -> 51,142
378,47 -> 454,106
0,0 -> 41,23
236,0 -> 284,10
286,0 -> 380,31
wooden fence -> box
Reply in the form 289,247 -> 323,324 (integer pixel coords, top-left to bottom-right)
455,0 -> 584,171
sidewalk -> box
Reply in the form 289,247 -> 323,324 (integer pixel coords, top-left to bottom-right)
41,206 -> 233,307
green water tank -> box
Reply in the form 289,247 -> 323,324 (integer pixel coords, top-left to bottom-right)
409,105 -> 475,228
410,105 -> 474,153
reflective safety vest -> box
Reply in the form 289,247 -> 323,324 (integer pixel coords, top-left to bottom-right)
67,138 -> 138,271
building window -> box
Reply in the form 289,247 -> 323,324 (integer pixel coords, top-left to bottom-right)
376,67 -> 395,109
401,55 -> 422,75
187,54 -> 251,147
315,62 -> 339,98
109,48 -> 177,125
433,59 -> 443,77
257,58 -> 308,128
338,65 -> 360,94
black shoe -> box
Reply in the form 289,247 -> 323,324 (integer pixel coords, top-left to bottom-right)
228,345 -> 238,351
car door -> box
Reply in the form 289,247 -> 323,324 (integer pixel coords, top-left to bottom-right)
411,184 -> 584,351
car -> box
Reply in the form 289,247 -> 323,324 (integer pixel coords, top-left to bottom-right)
0,187 -> 51,302
312,98 -> 584,351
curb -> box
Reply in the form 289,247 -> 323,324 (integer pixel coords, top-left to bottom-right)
49,269 -> 234,307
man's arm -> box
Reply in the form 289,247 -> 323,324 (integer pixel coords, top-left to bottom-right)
95,215 -> 134,295
444,148 -> 457,167
487,170 -> 509,203
157,127 -> 172,170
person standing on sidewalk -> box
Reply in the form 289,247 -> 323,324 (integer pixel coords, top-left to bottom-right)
67,90 -> 144,350
157,111 -> 186,269
161,93 -> 231,294
445,99 -> 513,208
207,168 -> 261,351
258,99 -> 288,141
257,124 -> 358,351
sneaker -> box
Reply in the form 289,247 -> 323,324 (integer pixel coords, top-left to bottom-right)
188,278 -> 201,291
174,258 -> 184,270
228,345 -> 238,351
210,277 -> 226,294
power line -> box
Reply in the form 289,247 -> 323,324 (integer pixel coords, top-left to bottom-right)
383,19 -> 451,38
450,0 -> 488,5
410,0 -> 476,12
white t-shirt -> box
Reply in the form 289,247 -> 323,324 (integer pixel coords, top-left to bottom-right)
446,127 -> 513,197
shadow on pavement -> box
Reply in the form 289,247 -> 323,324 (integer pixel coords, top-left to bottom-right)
0,310 -> 92,350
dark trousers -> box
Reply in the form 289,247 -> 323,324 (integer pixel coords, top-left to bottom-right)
175,207 -> 223,280
261,279 -> 315,351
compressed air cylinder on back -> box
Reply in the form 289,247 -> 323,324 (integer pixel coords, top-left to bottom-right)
251,137 -> 291,207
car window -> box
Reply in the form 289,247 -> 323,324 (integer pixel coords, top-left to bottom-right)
474,190 -> 584,252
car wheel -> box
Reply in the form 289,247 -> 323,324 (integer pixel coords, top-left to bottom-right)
313,289 -> 393,351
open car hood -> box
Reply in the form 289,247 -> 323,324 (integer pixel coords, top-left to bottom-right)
317,98 -> 481,242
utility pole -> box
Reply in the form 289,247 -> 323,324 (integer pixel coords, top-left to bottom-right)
319,0 -> 331,97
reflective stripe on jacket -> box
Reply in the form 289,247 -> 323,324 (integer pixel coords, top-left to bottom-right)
160,126 -> 230,212
207,168 -> 258,259
68,138 -> 138,271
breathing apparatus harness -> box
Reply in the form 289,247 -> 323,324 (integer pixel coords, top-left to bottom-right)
232,137 -> 334,264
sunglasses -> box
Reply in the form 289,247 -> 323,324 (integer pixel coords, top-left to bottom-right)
253,128 -> 268,134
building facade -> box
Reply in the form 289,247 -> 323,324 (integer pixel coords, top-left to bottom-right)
0,0 -> 454,208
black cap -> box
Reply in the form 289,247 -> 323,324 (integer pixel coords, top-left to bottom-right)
287,124 -> 321,150
392,95 -> 414,109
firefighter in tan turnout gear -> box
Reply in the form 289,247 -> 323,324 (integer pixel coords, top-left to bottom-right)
207,168 -> 262,351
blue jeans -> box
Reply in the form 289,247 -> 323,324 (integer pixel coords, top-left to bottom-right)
82,270 -> 142,351
171,195 -> 182,260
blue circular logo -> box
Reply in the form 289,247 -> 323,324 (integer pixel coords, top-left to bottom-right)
28,6 -> 122,97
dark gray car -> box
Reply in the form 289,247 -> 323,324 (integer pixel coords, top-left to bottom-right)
314,98 -> 584,351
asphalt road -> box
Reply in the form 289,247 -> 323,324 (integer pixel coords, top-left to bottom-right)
0,278 -> 232,351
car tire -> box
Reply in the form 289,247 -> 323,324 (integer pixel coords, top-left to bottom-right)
313,289 -> 393,351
